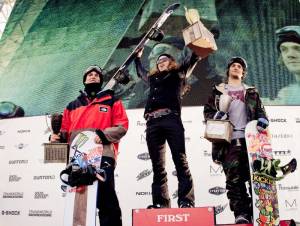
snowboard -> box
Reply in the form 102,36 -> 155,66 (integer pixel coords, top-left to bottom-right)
101,2 -> 180,91
245,120 -> 280,226
62,130 -> 103,226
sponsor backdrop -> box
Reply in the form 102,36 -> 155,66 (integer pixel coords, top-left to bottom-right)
0,106 -> 300,226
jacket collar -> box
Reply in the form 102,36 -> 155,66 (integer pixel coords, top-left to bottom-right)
215,82 -> 254,93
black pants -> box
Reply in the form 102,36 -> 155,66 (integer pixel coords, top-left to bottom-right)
97,157 -> 122,226
222,139 -> 252,218
146,114 -> 194,207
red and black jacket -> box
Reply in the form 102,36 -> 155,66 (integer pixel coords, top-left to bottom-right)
60,90 -> 128,159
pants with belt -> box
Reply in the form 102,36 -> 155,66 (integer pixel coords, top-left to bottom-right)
97,156 -> 122,226
222,138 -> 252,218
146,113 -> 194,207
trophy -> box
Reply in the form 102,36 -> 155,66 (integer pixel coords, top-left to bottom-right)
204,94 -> 233,143
43,113 -> 69,163
219,94 -> 232,112
182,7 -> 217,58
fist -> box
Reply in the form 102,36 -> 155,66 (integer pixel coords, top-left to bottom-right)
94,135 -> 102,144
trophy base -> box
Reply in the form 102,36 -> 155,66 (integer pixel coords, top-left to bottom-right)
204,119 -> 233,143
43,143 -> 69,163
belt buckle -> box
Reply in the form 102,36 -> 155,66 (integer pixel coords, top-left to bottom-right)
236,139 -> 242,146
153,112 -> 160,118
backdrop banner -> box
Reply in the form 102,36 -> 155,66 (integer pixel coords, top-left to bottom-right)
0,106 -> 299,226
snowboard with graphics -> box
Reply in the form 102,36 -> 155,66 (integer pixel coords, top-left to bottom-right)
245,120 -> 280,226
62,130 -> 103,226
101,2 -> 180,91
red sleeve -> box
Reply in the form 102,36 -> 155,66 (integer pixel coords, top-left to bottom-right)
60,108 -> 71,142
112,100 -> 129,130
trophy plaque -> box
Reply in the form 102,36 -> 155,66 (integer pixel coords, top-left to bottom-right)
43,113 -> 68,163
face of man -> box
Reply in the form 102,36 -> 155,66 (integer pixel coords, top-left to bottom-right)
85,71 -> 101,84
157,58 -> 171,72
280,42 -> 300,75
228,62 -> 244,80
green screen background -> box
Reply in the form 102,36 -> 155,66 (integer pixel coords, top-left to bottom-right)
0,0 -> 299,116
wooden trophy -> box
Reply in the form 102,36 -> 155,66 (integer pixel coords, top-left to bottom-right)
43,113 -> 69,163
182,7 -> 217,58
204,94 -> 233,143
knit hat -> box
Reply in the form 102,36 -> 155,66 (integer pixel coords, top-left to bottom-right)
83,65 -> 103,87
276,26 -> 300,51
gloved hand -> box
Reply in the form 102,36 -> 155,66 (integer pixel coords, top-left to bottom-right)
95,129 -> 111,145
114,70 -> 130,85
257,118 -> 269,132
213,111 -> 228,120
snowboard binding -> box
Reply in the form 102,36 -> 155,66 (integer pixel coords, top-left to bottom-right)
253,158 -> 297,181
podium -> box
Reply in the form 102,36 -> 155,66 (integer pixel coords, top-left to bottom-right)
132,207 -> 215,226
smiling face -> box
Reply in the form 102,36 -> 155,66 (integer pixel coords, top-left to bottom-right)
280,42 -> 300,75
157,57 -> 171,72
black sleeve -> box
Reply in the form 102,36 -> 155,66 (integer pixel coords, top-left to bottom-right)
180,48 -> 200,74
134,57 -> 149,83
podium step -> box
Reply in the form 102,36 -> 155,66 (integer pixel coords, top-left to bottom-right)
132,207 -> 215,226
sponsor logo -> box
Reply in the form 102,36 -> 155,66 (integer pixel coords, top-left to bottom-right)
209,165 -> 224,176
182,120 -> 192,124
203,150 -> 211,157
136,169 -> 152,181
137,152 -> 150,161
1,210 -> 20,215
270,118 -> 287,123
273,149 -> 292,156
34,192 -> 49,199
209,186 -> 226,195
215,204 -> 228,215
0,130 -> 6,135
33,175 -> 55,180
135,191 -> 151,196
295,118 -> 300,123
17,129 -> 30,133
172,170 -> 177,176
278,184 -> 299,191
157,213 -> 191,223
137,121 -> 146,127
9,175 -> 21,182
28,210 -> 52,217
140,134 -> 146,144
15,143 -> 28,150
8,160 -> 28,164
285,199 -> 297,210
0,145 -> 5,150
99,107 -> 108,112
271,134 -> 293,139
3,192 -> 23,198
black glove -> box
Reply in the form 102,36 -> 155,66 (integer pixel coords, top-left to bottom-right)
213,111 -> 228,120
114,71 -> 130,85
257,118 -> 269,132
148,28 -> 164,42
95,129 -> 111,145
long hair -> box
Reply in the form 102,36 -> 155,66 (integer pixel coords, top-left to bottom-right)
149,59 -> 179,76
